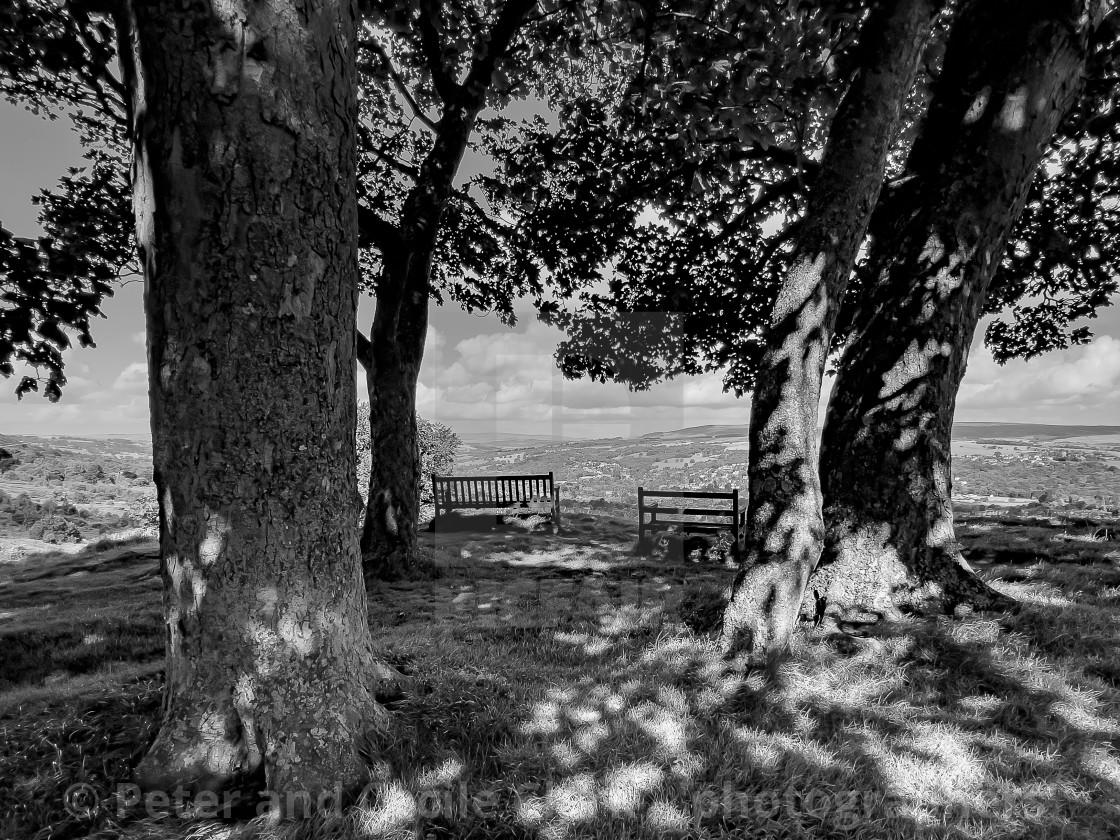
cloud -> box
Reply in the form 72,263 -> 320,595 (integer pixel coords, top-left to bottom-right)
3,395 -> 149,436
112,361 -> 149,393
413,317 -> 749,436
958,335 -> 1120,421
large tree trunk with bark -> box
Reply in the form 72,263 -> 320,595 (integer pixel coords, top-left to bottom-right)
359,0 -> 534,581
125,0 -> 390,810
811,0 -> 1098,624
719,0 -> 939,663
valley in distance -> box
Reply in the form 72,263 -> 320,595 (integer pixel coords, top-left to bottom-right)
4,421 -> 1116,561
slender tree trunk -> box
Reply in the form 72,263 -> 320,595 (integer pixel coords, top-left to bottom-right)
360,274 -> 427,582
358,0 -> 535,581
720,0 -> 939,663
811,0 -> 1098,623
359,105 -> 476,581
125,0 -> 390,809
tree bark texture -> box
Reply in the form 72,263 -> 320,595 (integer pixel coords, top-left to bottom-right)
812,0 -> 1098,622
360,102 -> 480,582
125,0 -> 389,808
359,0 -> 535,581
720,0 -> 939,663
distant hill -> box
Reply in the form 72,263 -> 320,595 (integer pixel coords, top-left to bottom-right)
638,425 -> 750,442
0,434 -> 151,458
633,422 -> 1120,444
951,422 -> 1120,441
459,432 -> 578,449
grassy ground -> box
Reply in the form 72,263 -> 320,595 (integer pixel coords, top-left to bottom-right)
1,513 -> 1119,840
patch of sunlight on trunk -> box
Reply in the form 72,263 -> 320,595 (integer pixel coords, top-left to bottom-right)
172,707 -> 245,780
963,86 -> 991,123
998,84 -> 1029,131
278,606 -> 317,656
197,511 -> 229,567
772,252 -> 829,324
765,503 -> 820,557
879,337 -> 950,402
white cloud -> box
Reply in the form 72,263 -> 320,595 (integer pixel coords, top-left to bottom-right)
413,317 -> 750,436
958,335 -> 1120,421
112,361 -> 149,393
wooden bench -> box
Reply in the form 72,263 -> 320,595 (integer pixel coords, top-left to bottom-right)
431,472 -> 561,531
637,487 -> 743,549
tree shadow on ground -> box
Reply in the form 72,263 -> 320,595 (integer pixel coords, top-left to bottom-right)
353,517 -> 1120,840
4,514 -> 1119,840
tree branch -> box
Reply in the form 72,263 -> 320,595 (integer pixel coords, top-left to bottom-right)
358,205 -> 406,254
416,0 -> 464,104
361,40 -> 439,132
451,187 -> 511,239
358,121 -> 422,180
461,0 -> 538,98
356,331 -> 373,372
710,176 -> 801,249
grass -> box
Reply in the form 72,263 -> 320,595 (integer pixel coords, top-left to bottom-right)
1,513 -> 1119,839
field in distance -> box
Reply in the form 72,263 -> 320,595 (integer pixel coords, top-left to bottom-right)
457,423 -> 1120,513
2,421 -> 1117,561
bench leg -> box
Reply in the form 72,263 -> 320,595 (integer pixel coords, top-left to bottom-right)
552,487 -> 561,533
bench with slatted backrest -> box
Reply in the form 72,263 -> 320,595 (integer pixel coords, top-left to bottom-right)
637,487 -> 744,550
431,472 -> 562,531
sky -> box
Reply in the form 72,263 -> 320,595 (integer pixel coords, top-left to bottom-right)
3,100 -> 1120,440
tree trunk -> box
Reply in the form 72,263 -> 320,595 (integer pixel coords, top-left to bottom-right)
358,0 -> 536,580
811,0 -> 1098,623
359,103 -> 476,581
360,283 -> 426,582
124,0 -> 389,810
719,0 -> 939,664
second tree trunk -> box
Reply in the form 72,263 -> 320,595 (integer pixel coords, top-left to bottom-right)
719,0 -> 938,662
811,0 -> 1096,623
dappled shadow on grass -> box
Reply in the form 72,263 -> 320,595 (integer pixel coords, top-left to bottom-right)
351,518 -> 1120,840
4,513 -> 1120,840
0,669 -> 162,840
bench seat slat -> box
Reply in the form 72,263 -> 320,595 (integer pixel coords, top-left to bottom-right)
646,506 -> 737,517
641,490 -> 737,500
